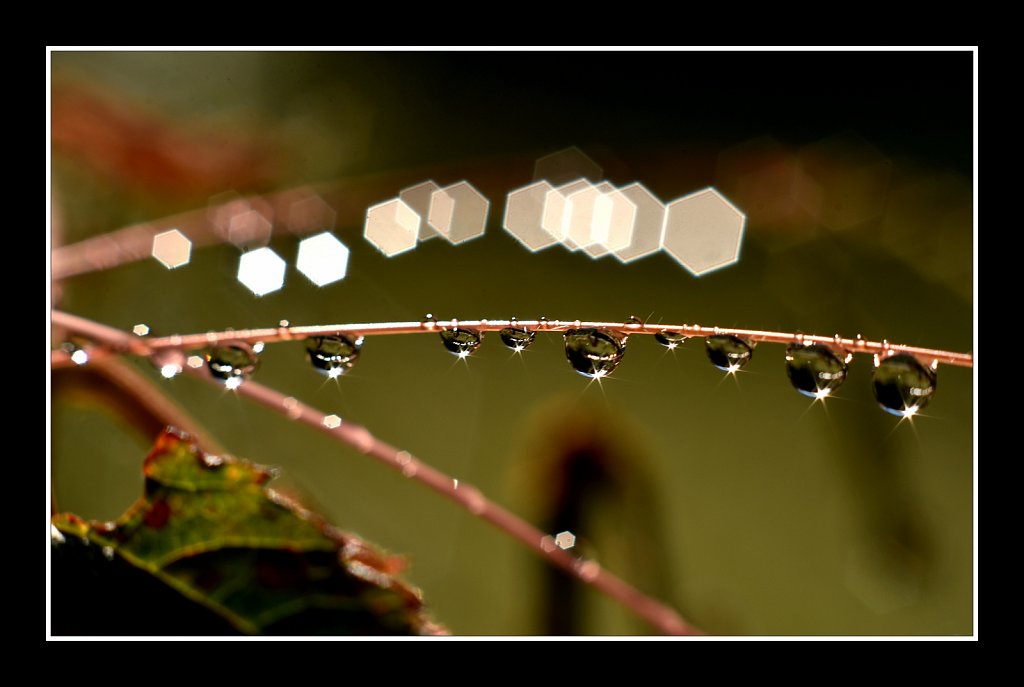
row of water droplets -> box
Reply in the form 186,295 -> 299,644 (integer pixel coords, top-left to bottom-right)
170,315 -> 938,418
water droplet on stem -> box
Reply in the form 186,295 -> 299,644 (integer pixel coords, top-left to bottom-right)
563,328 -> 626,379
785,343 -> 848,398
206,343 -> 259,385
872,354 -> 937,417
654,330 -> 687,348
307,334 -> 363,377
499,326 -> 536,351
440,327 -> 482,357
705,334 -> 754,371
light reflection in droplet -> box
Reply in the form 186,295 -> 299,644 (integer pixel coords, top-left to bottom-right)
322,414 -> 342,429
70,348 -> 89,365
133,324 -> 150,337
186,355 -> 204,369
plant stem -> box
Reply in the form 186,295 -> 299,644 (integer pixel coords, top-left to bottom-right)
67,317 -> 971,369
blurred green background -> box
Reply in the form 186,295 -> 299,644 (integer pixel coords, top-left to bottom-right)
50,51 -> 974,635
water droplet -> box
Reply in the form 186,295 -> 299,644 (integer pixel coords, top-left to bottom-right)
500,326 -> 536,351
132,324 -> 150,337
626,315 -> 644,326
563,328 -> 626,379
855,334 -> 865,347
279,319 -> 290,327
199,453 -> 224,469
152,349 -> 186,379
322,414 -> 342,429
205,342 -> 259,385
306,334 -> 363,378
554,531 -> 577,550
705,334 -> 754,371
423,313 -> 436,329
282,396 -> 302,419
785,343 -> 848,398
252,341 -> 265,354
872,354 -> 937,417
186,355 -> 204,369
70,347 -> 89,366
654,330 -> 687,348
539,316 -> 549,328
577,559 -> 601,581
440,327 -> 482,357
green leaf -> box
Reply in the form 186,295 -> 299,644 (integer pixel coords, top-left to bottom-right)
51,428 -> 445,636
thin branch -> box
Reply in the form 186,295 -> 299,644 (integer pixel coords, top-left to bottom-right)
51,310 -> 701,636
122,317 -> 973,369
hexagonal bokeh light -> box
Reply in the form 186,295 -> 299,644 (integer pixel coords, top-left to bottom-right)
428,181 -> 490,245
364,198 -> 421,257
151,229 -> 192,269
236,247 -> 286,296
613,183 -> 667,264
503,180 -> 558,252
399,180 -> 441,241
662,188 -> 746,276
542,179 -> 591,251
564,182 -> 636,255
296,232 -> 350,287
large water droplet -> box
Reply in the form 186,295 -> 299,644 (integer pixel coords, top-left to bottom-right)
785,343 -> 848,398
307,334 -> 363,378
500,326 -> 535,351
563,328 -> 625,378
655,330 -> 687,348
440,328 -> 482,357
872,354 -> 937,417
206,343 -> 259,385
705,334 -> 753,371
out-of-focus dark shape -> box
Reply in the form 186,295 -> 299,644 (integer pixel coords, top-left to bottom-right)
794,131 -> 893,233
715,136 -> 819,247
533,146 -> 603,186
522,399 -> 679,635
52,82 -> 277,196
